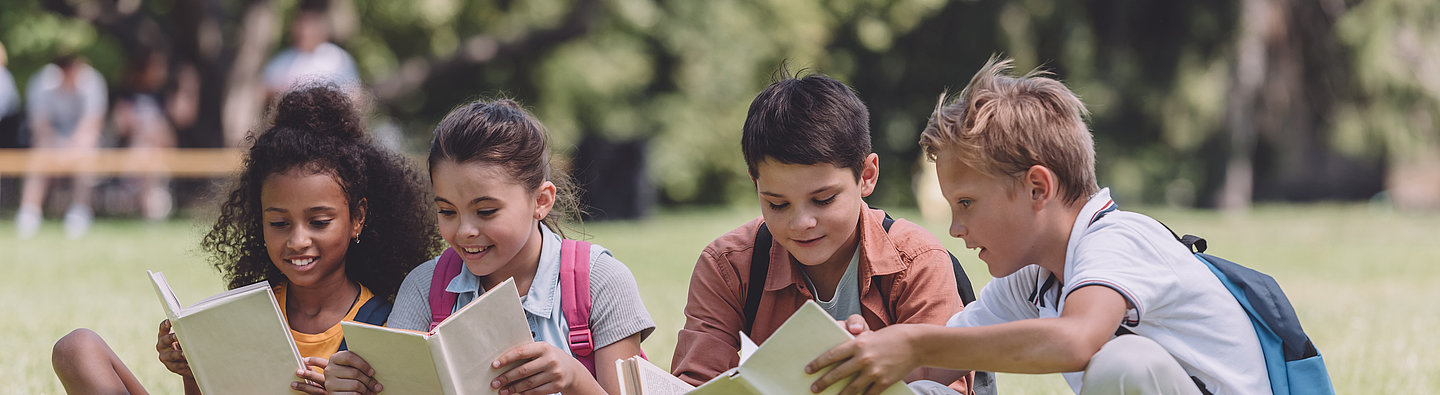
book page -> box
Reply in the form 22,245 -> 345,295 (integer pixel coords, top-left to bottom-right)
147,271 -> 181,319
636,356 -> 694,395
688,368 -> 758,395
152,274 -> 304,394
738,301 -> 914,395
186,281 -> 271,313
432,278 -> 533,394
338,322 -> 444,394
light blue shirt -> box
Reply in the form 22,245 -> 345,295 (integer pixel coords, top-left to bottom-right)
444,224 -> 589,357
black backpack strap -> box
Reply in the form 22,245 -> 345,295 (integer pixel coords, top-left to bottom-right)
338,297 -> 394,352
882,214 -> 977,305
744,223 -> 773,335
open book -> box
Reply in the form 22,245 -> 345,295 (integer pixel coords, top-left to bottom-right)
688,301 -> 916,395
616,355 -> 695,395
340,277 -> 533,395
148,270 -> 305,395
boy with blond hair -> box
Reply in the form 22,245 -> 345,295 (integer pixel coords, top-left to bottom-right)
804,57 -> 1269,395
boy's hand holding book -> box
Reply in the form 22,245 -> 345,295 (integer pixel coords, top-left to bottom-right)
490,341 -> 605,395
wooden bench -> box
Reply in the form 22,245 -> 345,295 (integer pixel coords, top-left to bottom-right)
0,148 -> 244,177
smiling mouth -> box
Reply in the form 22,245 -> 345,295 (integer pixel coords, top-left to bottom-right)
287,257 -> 316,267
461,245 -> 492,254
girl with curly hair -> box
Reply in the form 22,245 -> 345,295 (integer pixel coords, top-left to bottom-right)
51,84 -> 443,395
325,99 -> 656,395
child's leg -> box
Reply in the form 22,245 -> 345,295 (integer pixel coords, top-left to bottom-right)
1078,335 -> 1200,395
52,328 -> 149,395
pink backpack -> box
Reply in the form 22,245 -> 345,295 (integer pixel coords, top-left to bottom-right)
427,240 -> 606,376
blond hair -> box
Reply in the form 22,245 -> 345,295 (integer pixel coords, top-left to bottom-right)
919,55 -> 1099,204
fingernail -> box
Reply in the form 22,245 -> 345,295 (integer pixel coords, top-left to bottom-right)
291,382 -> 299,389
492,380 -> 501,388
812,384 -> 821,392
492,361 -> 500,368
375,383 -> 383,392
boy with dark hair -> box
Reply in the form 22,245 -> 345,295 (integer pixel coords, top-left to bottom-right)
671,72 -> 975,394
804,56 -> 1269,395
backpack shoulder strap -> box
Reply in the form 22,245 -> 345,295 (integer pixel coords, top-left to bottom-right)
428,248 -> 464,331
744,223 -> 773,336
560,239 -> 598,377
338,297 -> 394,352
354,297 -> 393,326
880,213 -> 977,305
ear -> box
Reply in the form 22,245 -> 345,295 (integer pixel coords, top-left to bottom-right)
533,181 -> 557,220
1023,165 -> 1058,210
858,153 -> 880,197
351,198 -> 368,239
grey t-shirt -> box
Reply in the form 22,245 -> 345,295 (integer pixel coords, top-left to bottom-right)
802,250 -> 863,321
388,233 -> 655,352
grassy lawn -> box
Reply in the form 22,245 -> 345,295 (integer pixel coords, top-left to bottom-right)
2,203 -> 1436,393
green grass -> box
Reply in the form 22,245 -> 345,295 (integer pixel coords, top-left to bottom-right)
3,204 -> 1436,393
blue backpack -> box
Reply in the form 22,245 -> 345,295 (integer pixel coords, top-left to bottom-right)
1166,229 -> 1336,395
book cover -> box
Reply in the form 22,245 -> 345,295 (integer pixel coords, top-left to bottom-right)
340,277 -> 533,395
148,270 -> 305,395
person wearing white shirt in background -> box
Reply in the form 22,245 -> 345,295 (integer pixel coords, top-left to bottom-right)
16,55 -> 108,240
262,0 -> 360,101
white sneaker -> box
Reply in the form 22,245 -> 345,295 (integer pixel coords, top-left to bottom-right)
64,204 -> 92,240
16,205 -> 41,239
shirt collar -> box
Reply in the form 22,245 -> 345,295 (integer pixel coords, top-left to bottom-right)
765,204 -> 898,291
445,223 -> 564,318
1063,187 -> 1116,273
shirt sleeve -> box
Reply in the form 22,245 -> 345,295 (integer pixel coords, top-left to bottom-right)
586,249 -> 656,350
386,257 -> 439,331
947,265 -> 1043,327
1064,220 -> 1182,328
670,246 -> 747,386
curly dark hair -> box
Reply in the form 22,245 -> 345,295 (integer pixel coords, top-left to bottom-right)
201,84 -> 444,298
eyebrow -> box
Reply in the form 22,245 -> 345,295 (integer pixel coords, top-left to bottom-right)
759,184 -> 840,198
262,205 -> 338,214
434,196 -> 496,205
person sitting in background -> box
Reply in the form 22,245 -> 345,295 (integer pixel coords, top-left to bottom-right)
16,55 -> 107,239
262,0 -> 360,101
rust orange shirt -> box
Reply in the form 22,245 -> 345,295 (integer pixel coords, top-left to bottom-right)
671,206 -> 971,392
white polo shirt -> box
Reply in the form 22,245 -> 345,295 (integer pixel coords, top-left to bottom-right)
947,188 -> 1269,394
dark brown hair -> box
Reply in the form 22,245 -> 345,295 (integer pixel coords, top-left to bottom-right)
202,84 -> 444,297
427,99 -> 581,236
741,70 -> 871,180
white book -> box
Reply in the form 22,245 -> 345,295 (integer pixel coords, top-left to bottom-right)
148,270 -> 305,395
688,301 -> 916,395
340,277 -> 534,395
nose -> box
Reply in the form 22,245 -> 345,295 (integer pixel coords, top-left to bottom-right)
949,221 -> 967,239
287,227 -> 312,250
457,215 -> 481,240
789,208 -> 818,233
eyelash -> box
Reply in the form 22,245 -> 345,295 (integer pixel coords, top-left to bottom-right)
958,199 -> 973,208
767,195 -> 838,210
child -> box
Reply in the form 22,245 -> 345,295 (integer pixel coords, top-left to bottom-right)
50,84 -> 443,394
324,99 -> 655,395
803,57 -> 1270,395
669,72 -> 975,393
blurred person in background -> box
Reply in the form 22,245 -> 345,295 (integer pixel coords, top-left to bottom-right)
0,41 -> 21,148
111,49 -> 198,221
16,55 -> 108,239
262,0 -> 359,102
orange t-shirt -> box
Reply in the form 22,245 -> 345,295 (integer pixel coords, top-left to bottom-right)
274,283 -> 375,361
